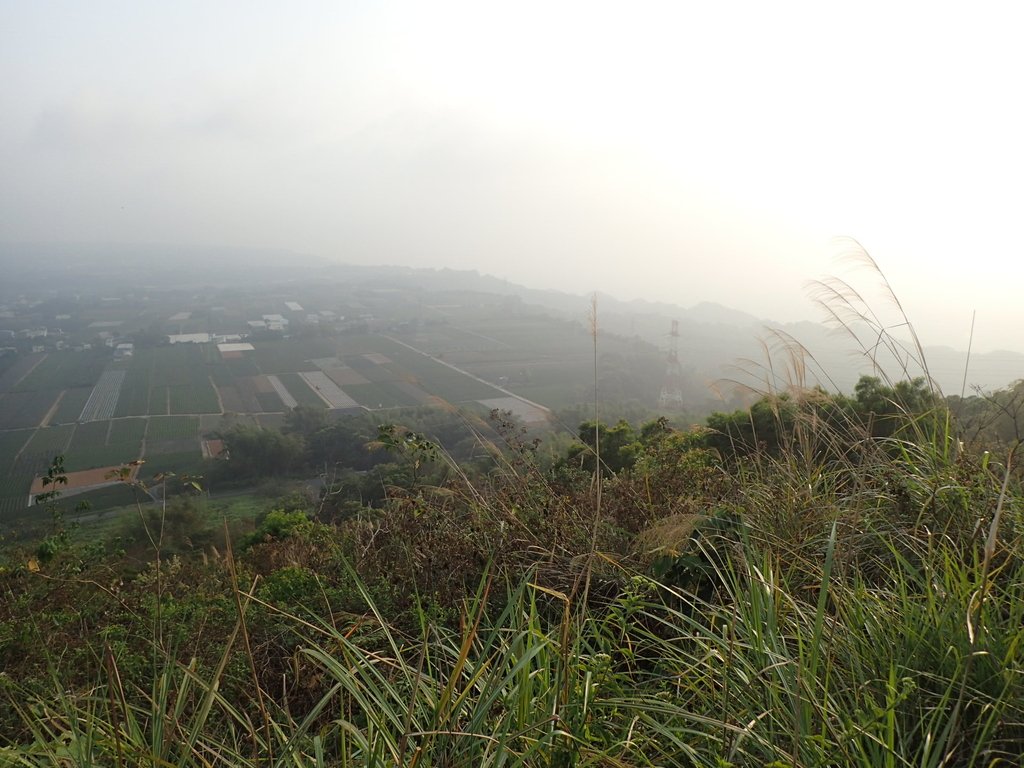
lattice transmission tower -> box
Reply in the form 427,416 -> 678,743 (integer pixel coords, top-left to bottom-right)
658,320 -> 685,409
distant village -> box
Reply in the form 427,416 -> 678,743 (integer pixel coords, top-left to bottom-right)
0,291 -> 391,365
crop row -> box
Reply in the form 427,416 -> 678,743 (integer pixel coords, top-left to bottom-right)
386,351 -> 502,401
0,429 -> 32,459
51,387 -> 93,424
0,389 -> 60,430
249,339 -> 337,374
114,367 -> 151,417
146,416 -> 200,441
79,370 -> 125,421
0,353 -> 46,394
23,424 -> 76,459
139,450 -> 204,482
108,418 -> 147,443
167,382 -> 221,414
68,420 -> 110,452
277,374 -> 327,409
64,442 -> 144,473
13,350 -> 108,392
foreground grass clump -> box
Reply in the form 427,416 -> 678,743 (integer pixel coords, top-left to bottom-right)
1,386 -> 1023,766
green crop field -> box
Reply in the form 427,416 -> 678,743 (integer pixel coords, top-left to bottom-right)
0,429 -> 32,461
255,391 -> 285,412
255,413 -> 286,430
0,425 -> 78,509
149,386 -> 171,416
50,387 -> 93,424
342,355 -> 400,383
386,351 -> 502,401
276,373 -> 327,408
250,339 -> 337,373
149,345 -> 207,386
146,416 -> 200,441
343,382 -> 424,409
146,437 -> 200,456
139,450 -> 205,481
0,389 -> 60,430
225,357 -> 261,377
108,418 -> 147,443
209,367 -> 235,386
12,351 -> 108,392
0,429 -> 35,512
114,365 -> 152,417
168,382 -> 221,414
0,355 -> 46,393
333,334 -> 408,356
64,443 -> 143,473
38,418 -> 152,473
21,424 -> 75,460
67,420 -> 110,451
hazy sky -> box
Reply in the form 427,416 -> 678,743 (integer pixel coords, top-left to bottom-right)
2,2 -> 1022,352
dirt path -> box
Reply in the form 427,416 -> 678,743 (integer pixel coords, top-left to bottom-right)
210,375 -> 225,413
10,353 -> 48,389
39,390 -> 65,427
165,388 -> 171,415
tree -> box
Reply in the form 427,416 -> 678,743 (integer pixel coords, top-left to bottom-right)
220,425 -> 303,479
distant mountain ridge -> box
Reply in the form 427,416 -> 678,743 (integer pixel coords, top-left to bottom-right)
371,264 -> 1022,395
2,243 -> 1020,395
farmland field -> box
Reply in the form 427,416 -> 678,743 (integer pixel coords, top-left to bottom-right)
0,430 -> 32,462
22,424 -> 76,459
108,418 -> 148,443
68,420 -> 110,451
12,350 -> 108,392
0,354 -> 46,393
225,357 -> 261,377
343,382 -> 424,409
168,381 -> 220,414
388,351 -> 502,401
64,442 -> 143,473
216,385 -> 246,413
112,346 -> 223,417
298,371 -> 361,408
251,339 -> 336,373
255,413 -> 286,430
114,365 -> 151,417
265,376 -> 298,408
80,369 -> 125,421
343,355 -> 400,384
62,419 -> 141,472
50,387 -> 93,424
0,430 -> 38,515
0,389 -> 61,430
333,334 -> 409,356
277,373 -> 327,409
256,392 -> 285,412
138,450 -> 204,481
146,416 -> 200,441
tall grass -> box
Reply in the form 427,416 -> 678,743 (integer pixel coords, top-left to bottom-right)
6,469 -> 1023,766
3,253 -> 1023,765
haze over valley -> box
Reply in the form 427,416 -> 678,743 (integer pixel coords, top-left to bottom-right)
4,6 -> 1024,764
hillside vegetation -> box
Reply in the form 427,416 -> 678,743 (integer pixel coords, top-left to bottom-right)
1,365 -> 1023,766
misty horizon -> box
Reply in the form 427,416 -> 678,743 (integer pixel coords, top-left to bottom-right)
3,3 -> 1023,355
